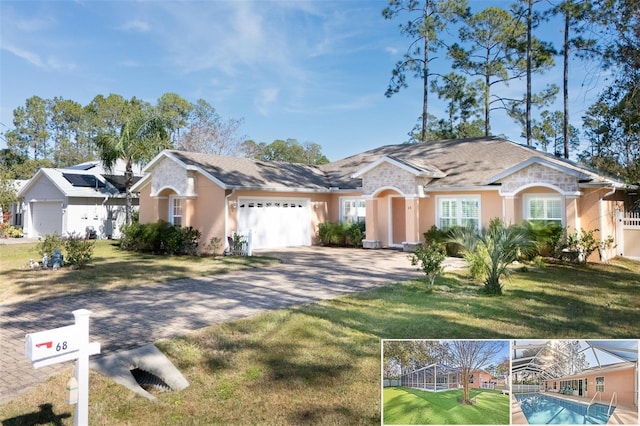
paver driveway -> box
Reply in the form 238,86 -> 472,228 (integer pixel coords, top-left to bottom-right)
0,247 -> 425,404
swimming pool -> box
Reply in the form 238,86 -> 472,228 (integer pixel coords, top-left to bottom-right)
515,393 -> 614,424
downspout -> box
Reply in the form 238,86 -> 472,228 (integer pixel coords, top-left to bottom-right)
224,189 -> 236,248
599,186 -> 617,261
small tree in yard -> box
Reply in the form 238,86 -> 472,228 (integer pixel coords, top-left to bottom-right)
449,219 -> 536,295
447,340 -> 504,405
409,242 -> 447,291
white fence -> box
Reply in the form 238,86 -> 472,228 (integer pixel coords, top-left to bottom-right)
384,379 -> 401,387
617,211 -> 640,258
512,384 -> 544,393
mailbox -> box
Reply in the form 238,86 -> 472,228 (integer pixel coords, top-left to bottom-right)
25,324 -> 79,362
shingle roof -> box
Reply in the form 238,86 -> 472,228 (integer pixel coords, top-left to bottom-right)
167,150 -> 330,190
320,136 -> 623,190
148,137 -> 625,192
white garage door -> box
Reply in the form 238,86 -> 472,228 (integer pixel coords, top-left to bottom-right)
31,201 -> 63,237
237,197 -> 311,249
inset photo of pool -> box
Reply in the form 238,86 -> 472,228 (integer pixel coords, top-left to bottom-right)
511,340 -> 639,425
382,339 -> 510,425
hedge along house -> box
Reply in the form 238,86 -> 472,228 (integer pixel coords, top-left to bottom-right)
132,137 -> 635,255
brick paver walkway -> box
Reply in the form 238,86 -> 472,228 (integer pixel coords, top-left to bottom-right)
1,247 -> 430,404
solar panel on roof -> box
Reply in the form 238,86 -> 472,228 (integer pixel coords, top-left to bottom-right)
62,173 -> 106,188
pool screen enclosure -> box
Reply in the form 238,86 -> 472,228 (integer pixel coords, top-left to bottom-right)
400,363 -> 461,392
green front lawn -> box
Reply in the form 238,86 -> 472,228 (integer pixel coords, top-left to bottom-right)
383,387 -> 510,425
0,257 -> 638,424
0,240 -> 278,304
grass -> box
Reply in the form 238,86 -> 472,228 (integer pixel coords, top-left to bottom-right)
383,387 -> 510,425
0,240 -> 278,305
0,256 -> 639,424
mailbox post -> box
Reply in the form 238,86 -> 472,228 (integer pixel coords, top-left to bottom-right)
25,309 -> 100,426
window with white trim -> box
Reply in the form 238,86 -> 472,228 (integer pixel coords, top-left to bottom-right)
524,195 -> 562,224
437,196 -> 480,231
595,376 -> 604,393
341,198 -> 366,224
170,197 -> 183,227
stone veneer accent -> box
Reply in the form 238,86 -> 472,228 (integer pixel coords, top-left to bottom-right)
362,162 -> 431,195
499,163 -> 578,194
151,159 -> 193,196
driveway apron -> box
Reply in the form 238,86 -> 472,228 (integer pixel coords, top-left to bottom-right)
0,247 -> 423,404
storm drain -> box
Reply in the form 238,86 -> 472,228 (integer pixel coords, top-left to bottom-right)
90,344 -> 189,400
130,368 -> 172,393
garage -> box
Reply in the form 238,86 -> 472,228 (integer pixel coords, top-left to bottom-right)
237,197 -> 311,249
31,201 -> 63,237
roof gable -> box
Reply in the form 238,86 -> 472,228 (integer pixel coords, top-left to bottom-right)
351,155 -> 446,179
489,157 -> 589,184
19,168 -> 120,199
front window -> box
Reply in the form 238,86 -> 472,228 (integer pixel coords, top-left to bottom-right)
170,197 -> 183,227
342,198 -> 366,224
438,196 -> 480,231
525,195 -> 562,224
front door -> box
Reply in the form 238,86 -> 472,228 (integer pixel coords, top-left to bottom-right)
391,197 -> 405,247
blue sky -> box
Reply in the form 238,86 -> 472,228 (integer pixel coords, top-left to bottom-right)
0,0 -> 609,162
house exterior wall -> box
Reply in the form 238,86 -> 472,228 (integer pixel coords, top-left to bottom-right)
186,174 -> 226,250
64,197 -> 132,239
545,367 -> 636,405
418,190 -> 502,233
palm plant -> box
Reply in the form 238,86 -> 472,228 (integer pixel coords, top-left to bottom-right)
449,219 -> 536,295
95,112 -> 171,225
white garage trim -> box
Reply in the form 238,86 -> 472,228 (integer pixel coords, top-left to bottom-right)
237,196 -> 311,249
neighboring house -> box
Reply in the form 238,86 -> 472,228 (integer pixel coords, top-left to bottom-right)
468,369 -> 495,389
0,179 -> 28,229
132,137 -> 635,257
18,160 -> 143,239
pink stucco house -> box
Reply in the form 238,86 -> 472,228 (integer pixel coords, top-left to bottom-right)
131,137 -> 636,257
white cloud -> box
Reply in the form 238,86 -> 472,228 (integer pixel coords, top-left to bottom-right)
2,43 -> 44,68
120,19 -> 151,32
254,88 -> 279,116
385,46 -> 399,55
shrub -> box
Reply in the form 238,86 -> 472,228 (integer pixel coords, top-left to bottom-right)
408,242 -> 447,291
205,236 -> 223,257
317,221 -> 365,247
423,225 -> 462,256
561,228 -> 607,264
36,232 -> 65,257
0,224 -> 23,238
119,220 -> 201,255
64,233 -> 95,269
518,221 -> 565,258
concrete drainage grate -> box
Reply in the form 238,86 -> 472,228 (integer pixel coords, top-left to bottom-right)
90,344 -> 189,400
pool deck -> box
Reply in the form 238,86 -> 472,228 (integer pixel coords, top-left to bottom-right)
511,392 -> 638,425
